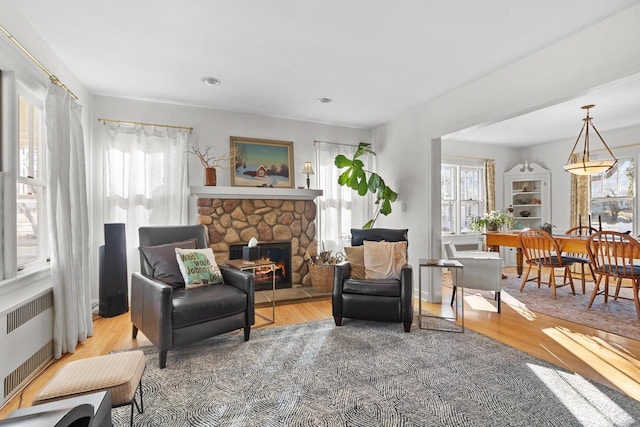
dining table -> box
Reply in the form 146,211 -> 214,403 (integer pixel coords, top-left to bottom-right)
485,231 -> 640,277
484,231 -> 591,277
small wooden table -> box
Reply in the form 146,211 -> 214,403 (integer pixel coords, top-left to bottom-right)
223,259 -> 276,327
418,259 -> 465,333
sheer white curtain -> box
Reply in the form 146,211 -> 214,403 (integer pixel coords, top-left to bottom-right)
315,142 -> 371,254
45,84 -> 92,358
103,124 -> 189,274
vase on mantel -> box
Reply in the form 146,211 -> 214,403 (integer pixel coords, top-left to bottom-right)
205,167 -> 217,186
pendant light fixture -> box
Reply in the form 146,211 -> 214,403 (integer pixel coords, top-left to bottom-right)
563,104 -> 617,175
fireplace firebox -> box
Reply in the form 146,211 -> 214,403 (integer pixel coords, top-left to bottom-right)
229,242 -> 292,291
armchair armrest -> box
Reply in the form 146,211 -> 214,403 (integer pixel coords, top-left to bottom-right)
400,264 -> 413,323
130,272 -> 174,350
332,261 -> 351,319
220,267 -> 255,325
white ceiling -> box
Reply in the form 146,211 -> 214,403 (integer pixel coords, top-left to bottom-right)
446,73 -> 640,147
11,0 -> 640,139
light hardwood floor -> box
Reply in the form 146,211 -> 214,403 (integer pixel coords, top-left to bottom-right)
2,288 -> 640,419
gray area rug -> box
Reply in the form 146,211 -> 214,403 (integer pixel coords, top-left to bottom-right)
113,319 -> 640,426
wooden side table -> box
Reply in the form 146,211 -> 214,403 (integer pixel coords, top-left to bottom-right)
418,259 -> 465,332
223,259 -> 276,327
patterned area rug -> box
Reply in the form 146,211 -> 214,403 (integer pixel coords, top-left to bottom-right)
448,267 -> 640,341
112,319 -> 640,426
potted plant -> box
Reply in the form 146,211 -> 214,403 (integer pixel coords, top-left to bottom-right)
541,222 -> 555,234
188,144 -> 235,186
334,142 -> 398,229
469,210 -> 514,232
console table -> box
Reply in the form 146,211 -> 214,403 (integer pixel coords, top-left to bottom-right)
418,259 -> 465,333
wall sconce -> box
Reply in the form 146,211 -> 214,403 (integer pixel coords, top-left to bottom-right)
302,162 -> 315,189
564,104 -> 617,175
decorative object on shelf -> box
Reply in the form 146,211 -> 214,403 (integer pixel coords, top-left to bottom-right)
519,210 -> 531,217
230,136 -> 294,188
188,143 -> 235,186
541,222 -> 555,235
521,183 -> 529,192
532,198 -> 541,204
302,162 -> 315,189
469,210 -> 514,232
564,104 -> 618,176
335,142 -> 398,229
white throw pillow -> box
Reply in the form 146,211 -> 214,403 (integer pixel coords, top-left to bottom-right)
175,248 -> 224,289
363,240 -> 407,280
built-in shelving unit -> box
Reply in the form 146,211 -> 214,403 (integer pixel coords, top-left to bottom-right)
504,162 -> 551,230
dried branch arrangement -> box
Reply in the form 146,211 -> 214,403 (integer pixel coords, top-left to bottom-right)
188,145 -> 235,169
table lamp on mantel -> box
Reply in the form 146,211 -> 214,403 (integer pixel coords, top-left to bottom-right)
302,162 -> 315,189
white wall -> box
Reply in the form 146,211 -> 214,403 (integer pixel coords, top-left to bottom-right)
90,95 -> 372,293
373,4 -> 640,276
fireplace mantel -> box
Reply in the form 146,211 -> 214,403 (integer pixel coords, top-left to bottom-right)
191,186 -> 323,200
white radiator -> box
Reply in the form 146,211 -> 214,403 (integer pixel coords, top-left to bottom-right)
0,289 -> 54,406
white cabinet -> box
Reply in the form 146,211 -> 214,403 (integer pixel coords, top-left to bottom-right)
504,162 -> 551,231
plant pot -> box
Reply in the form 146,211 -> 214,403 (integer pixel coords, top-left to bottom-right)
487,224 -> 499,232
205,167 -> 217,186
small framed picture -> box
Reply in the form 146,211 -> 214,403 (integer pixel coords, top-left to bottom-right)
230,136 -> 294,188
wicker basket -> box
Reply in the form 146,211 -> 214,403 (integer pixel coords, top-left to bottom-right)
309,263 -> 335,292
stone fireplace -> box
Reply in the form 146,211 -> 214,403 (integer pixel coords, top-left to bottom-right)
194,188 -> 321,287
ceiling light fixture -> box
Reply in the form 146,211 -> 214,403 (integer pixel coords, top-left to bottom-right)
563,104 -> 617,176
317,97 -> 332,104
202,76 -> 221,86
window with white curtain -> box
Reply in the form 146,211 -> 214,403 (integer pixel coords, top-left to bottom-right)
103,124 -> 189,272
590,156 -> 635,233
1,74 -> 48,280
441,162 -> 485,235
315,142 -> 371,254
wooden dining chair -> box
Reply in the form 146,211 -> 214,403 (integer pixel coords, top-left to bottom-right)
586,231 -> 640,319
518,229 -> 576,299
563,226 -> 598,294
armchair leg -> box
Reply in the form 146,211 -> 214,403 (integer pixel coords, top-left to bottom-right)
132,325 -> 138,339
159,351 -> 168,369
333,315 -> 342,326
244,326 -> 251,341
403,322 -> 411,333
496,292 -> 501,313
450,286 -> 457,306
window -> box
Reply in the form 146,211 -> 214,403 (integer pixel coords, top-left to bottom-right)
17,91 -> 47,268
590,157 -> 635,233
442,163 -> 484,234
1,75 -> 48,280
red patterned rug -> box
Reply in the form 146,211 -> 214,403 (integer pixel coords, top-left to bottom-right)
445,267 -> 640,341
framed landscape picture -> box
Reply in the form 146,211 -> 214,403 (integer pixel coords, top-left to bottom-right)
230,136 -> 294,188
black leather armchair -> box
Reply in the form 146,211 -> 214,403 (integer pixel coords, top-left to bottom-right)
332,228 -> 413,332
131,225 -> 255,368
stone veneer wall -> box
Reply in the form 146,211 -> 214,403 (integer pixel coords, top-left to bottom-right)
197,198 -> 317,287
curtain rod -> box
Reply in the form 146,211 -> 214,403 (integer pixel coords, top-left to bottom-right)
98,118 -> 193,133
0,23 -> 78,101
442,153 -> 493,161
314,139 -> 360,147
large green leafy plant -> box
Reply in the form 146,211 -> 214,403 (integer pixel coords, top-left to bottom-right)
334,142 -> 398,229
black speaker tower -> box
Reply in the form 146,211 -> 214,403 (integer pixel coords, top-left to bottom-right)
99,223 -> 129,317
